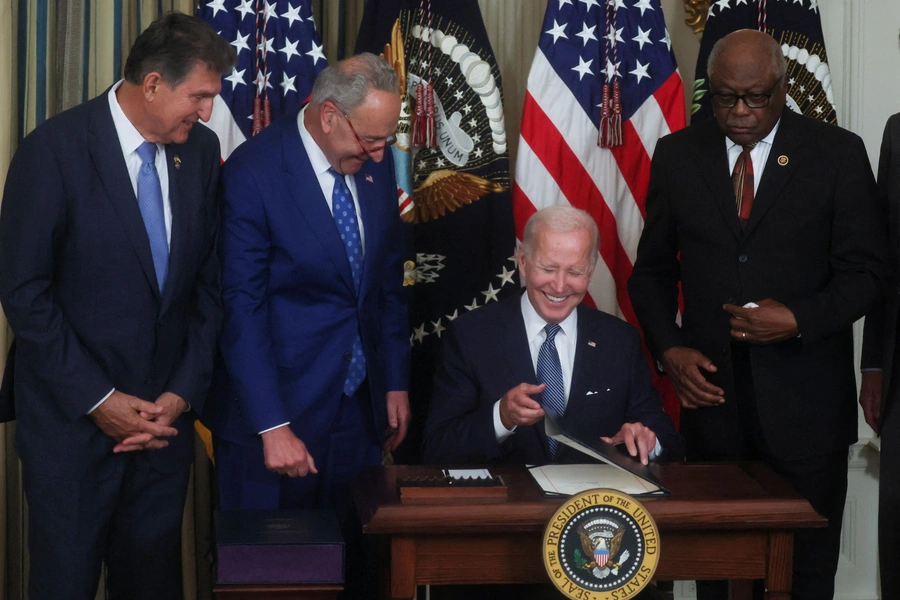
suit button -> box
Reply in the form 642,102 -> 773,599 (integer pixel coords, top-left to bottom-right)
344,352 -> 352,361
738,254 -> 748,263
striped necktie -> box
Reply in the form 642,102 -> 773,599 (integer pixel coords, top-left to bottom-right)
536,323 -> 566,458
732,144 -> 756,228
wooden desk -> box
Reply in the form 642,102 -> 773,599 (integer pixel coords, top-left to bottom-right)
353,463 -> 826,600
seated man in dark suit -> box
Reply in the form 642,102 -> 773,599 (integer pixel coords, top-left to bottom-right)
424,206 -> 681,466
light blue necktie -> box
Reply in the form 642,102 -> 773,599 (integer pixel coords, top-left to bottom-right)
136,141 -> 168,292
537,323 -> 567,458
328,168 -> 366,396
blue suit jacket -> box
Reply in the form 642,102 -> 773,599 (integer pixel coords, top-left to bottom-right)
0,92 -> 222,479
205,109 -> 409,455
423,293 -> 683,465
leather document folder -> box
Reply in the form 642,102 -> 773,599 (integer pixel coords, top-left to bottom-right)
215,509 -> 344,585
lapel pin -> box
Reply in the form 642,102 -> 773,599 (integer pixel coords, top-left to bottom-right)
777,155 -> 789,166
365,174 -> 373,183
587,341 -> 596,347
174,155 -> 182,169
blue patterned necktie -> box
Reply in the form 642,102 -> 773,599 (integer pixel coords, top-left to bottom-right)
136,141 -> 168,292
328,168 -> 366,396
536,323 -> 567,457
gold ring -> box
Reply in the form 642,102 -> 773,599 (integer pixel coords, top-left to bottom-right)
742,332 -> 746,339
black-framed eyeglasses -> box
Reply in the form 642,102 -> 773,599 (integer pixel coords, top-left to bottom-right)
710,82 -> 781,109
343,113 -> 396,155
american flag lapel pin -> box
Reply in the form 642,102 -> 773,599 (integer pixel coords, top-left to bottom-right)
365,174 -> 373,183
587,341 -> 596,347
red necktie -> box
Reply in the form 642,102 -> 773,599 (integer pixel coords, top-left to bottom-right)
732,145 -> 755,227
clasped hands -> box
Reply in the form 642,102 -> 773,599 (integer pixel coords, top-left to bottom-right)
499,383 -> 658,465
662,298 -> 798,409
90,390 -> 187,453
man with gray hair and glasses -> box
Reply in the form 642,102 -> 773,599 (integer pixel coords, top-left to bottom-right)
629,29 -> 887,599
205,53 -> 409,598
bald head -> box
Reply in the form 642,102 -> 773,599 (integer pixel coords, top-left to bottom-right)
706,29 -> 787,146
708,29 -> 786,82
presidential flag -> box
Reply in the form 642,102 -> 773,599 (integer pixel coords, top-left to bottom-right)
512,0 -> 686,424
199,0 -> 327,160
356,0 -> 518,461
692,0 -> 836,124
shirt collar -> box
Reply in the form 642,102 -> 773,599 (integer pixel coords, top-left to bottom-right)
725,117 -> 781,152
107,79 -> 158,156
297,104 -> 337,179
520,291 -> 578,345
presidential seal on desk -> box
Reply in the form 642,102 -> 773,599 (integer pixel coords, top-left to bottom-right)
543,489 -> 660,599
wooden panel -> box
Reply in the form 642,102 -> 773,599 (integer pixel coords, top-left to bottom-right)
396,529 -> 769,586
654,531 -> 767,581
391,536 -> 417,599
765,531 -> 793,595
413,534 -> 548,586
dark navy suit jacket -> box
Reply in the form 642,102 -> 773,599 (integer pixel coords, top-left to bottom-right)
203,108 -> 409,461
0,92 -> 222,480
423,293 -> 682,465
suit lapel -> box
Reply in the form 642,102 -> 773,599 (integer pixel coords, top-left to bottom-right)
354,161 -> 377,298
500,294 -> 549,453
566,304 -> 596,420
87,95 -> 161,301
692,121 -> 743,241
743,110 -> 805,237
161,144 -> 188,310
282,114 -> 356,294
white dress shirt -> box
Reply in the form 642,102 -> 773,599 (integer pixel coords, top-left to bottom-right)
725,118 -> 781,195
88,82 -> 175,414
297,104 -> 365,251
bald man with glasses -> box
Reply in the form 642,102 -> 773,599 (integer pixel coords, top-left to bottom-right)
628,30 -> 888,599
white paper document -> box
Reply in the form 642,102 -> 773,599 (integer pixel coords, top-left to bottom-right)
444,468 -> 493,480
528,464 -> 664,496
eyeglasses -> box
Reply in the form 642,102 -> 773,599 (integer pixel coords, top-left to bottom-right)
343,113 -> 396,155
710,82 -> 781,109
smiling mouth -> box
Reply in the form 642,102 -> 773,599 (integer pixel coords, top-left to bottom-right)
544,292 -> 566,303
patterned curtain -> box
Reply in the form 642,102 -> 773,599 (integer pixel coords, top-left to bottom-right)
0,2 -> 213,599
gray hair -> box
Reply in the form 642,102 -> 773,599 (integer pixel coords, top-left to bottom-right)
522,206 -> 600,267
707,29 -> 787,82
311,52 -> 399,114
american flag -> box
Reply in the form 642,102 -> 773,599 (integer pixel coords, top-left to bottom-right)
199,0 -> 327,160
512,0 -> 686,423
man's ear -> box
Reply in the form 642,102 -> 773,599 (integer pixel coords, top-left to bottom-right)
142,72 -> 164,102
320,100 -> 340,134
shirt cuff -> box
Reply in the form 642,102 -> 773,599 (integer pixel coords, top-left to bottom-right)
493,400 -> 516,443
259,422 -> 290,435
648,438 -> 663,461
87,388 -> 116,415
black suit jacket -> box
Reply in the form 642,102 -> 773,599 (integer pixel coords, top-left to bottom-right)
423,293 -> 682,465
862,113 -> 900,412
0,91 -> 222,479
628,108 -> 888,461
